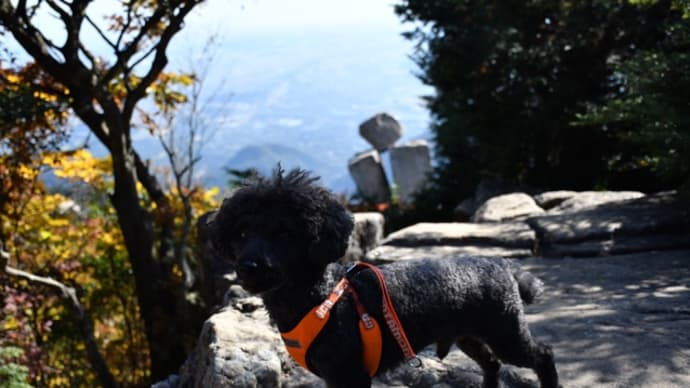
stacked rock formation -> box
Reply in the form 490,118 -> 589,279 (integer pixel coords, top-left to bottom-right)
348,113 -> 432,205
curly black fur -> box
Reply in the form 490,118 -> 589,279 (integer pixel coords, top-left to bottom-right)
211,168 -> 559,388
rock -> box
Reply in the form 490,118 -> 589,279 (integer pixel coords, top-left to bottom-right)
538,233 -> 690,257
528,191 -> 690,255
389,140 -> 432,204
368,245 -> 533,262
177,305 -> 285,388
382,222 -> 536,249
348,150 -> 391,203
471,193 -> 545,223
532,190 -> 578,210
453,197 -> 476,221
343,212 -> 385,263
359,112 -> 403,151
547,190 -> 644,214
453,178 -> 525,221
374,348 -> 537,388
151,374 -> 179,388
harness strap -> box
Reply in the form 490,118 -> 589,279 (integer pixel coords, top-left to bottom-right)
280,261 -> 417,378
348,262 -> 418,364
280,277 -> 348,371
280,276 -> 382,377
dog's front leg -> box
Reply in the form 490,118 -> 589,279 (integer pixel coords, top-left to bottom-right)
325,372 -> 372,388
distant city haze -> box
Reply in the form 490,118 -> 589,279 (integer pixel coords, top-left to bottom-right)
66,0 -> 433,193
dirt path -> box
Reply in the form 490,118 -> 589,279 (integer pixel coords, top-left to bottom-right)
520,249 -> 690,388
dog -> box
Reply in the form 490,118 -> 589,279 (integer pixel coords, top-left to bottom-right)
210,168 -> 559,388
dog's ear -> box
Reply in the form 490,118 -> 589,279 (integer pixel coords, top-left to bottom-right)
308,200 -> 354,266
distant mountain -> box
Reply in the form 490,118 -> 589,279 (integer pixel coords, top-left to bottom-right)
226,143 -> 319,174
225,143 -> 356,193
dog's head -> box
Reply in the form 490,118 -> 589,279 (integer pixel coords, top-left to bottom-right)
210,167 -> 354,293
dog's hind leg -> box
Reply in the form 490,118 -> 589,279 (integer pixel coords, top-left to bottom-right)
456,337 -> 501,388
436,339 -> 453,359
484,314 -> 558,388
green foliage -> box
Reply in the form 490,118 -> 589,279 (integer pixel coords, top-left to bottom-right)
578,0 -> 690,193
395,0 -> 686,216
224,168 -> 259,189
0,347 -> 32,388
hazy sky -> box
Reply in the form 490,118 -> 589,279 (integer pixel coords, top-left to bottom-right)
185,0 -> 405,34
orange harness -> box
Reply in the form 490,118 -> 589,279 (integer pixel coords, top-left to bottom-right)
280,262 -> 417,377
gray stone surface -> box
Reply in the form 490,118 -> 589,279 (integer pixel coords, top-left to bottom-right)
532,190 -> 578,210
359,112 -> 403,151
348,150 -> 391,203
177,295 -> 321,388
528,192 -> 690,255
389,140 -> 432,204
382,222 -> 536,249
177,302 -> 284,388
368,244 -> 533,262
452,178 -> 526,222
343,212 -> 386,263
521,250 -> 690,388
453,197 -> 476,221
547,190 -> 645,214
471,192 -> 545,223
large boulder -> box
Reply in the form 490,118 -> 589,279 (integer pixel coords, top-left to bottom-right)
547,191 -> 644,214
471,193 -> 545,223
381,222 -> 535,256
176,298 -> 320,388
177,300 -> 283,388
348,150 -> 391,203
453,178 -> 526,221
389,140 -> 432,204
368,244 -> 533,262
527,191 -> 690,256
343,212 -> 385,263
532,190 -> 578,210
359,112 -> 403,151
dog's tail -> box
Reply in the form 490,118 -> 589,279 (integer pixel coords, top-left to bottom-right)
507,263 -> 544,304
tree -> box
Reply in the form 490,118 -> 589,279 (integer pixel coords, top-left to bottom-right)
578,0 -> 690,194
0,0 -> 208,379
395,0 -> 684,215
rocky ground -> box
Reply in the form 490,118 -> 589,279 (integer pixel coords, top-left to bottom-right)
520,249 -> 690,388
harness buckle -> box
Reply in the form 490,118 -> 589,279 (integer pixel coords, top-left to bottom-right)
407,356 -> 423,368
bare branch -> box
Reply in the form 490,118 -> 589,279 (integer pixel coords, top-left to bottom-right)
122,2 -> 198,123
1,248 -> 118,388
100,5 -> 170,86
0,1 -> 83,85
84,13 -> 117,51
115,1 -> 135,49
44,0 -> 70,25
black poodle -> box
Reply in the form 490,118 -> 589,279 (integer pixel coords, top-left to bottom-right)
211,168 -> 559,388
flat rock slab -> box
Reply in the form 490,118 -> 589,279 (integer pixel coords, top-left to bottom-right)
520,249 -> 690,388
527,192 -> 690,248
383,222 -> 536,249
368,245 -> 533,262
547,191 -> 645,214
